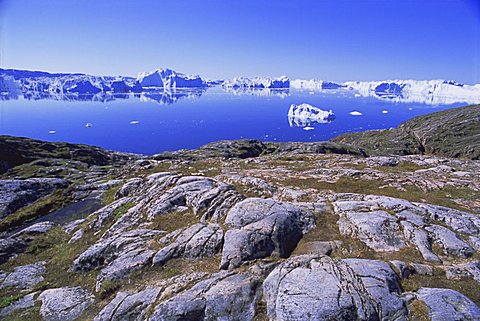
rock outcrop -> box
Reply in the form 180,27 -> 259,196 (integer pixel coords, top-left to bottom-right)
38,286 -> 94,321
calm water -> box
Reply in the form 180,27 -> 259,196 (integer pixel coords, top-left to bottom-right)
0,87 -> 466,155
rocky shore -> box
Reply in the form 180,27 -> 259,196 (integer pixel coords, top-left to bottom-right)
0,105 -> 478,320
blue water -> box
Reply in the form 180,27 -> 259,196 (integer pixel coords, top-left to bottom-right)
0,87 -> 466,155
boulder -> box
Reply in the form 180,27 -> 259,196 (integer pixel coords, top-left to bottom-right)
1,261 -> 45,289
263,255 -> 408,321
220,198 -> 316,269
0,238 -> 27,264
39,286 -> 94,321
94,287 -> 160,321
149,271 -> 260,321
152,223 -> 223,266
414,288 -> 480,321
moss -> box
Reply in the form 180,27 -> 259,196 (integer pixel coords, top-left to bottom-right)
0,189 -> 72,233
0,294 -> 24,309
0,305 -> 43,321
373,161 -> 426,173
97,280 -> 122,300
408,299 -> 430,321
148,210 -> 199,233
1,226 -> 99,294
278,176 -> 476,212
401,270 -> 480,305
113,202 -> 135,220
102,186 -> 120,205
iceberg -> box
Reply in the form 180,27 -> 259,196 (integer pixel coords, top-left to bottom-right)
344,79 -> 480,105
0,75 -> 21,94
349,111 -> 363,116
223,76 -> 290,89
290,79 -> 346,90
288,103 -> 335,127
137,68 -> 206,88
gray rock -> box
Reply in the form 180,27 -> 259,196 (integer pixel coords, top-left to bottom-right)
366,156 -> 400,167
149,271 -> 260,321
152,223 -> 223,266
63,218 -> 86,234
0,178 -> 68,218
414,287 -> 480,321
114,177 -> 144,199
88,197 -> 132,231
144,174 -> 243,223
338,210 -> 405,251
94,287 -> 160,321
72,228 -> 162,273
417,203 -> 480,235
68,228 -> 84,244
1,261 -> 45,289
401,221 -> 440,262
332,194 -> 477,262
390,260 -> 410,279
410,263 -> 434,276
295,240 -> 342,256
12,221 -> 55,238
425,224 -> 474,258
96,248 -> 156,291
0,292 -> 36,317
72,228 -> 162,291
442,261 -> 480,282
263,255 -> 407,321
220,198 -> 316,269
0,238 -> 27,264
39,286 -> 94,321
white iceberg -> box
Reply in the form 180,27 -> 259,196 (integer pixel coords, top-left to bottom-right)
303,126 -> 315,131
223,76 -> 290,89
349,111 -> 363,116
288,103 -> 335,127
137,68 -> 205,88
129,120 -> 140,125
344,79 -> 480,105
290,79 -> 345,90
0,75 -> 21,94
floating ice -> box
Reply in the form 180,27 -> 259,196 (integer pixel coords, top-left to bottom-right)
288,103 -> 335,127
344,79 -> 480,105
48,130 -> 56,134
349,111 -> 363,116
137,68 -> 206,88
85,123 -> 93,128
303,126 -> 315,131
223,76 -> 289,89
382,110 -> 389,114
129,120 -> 140,125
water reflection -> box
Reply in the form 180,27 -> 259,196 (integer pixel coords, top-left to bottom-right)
0,88 -> 207,105
139,88 -> 206,105
222,87 -> 290,98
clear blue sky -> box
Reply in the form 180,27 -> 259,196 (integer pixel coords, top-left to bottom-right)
0,0 -> 479,83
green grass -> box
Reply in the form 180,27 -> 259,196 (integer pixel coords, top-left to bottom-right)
102,186 -> 120,205
0,189 -> 71,233
278,176 -> 477,212
148,209 -> 199,233
113,202 -> 135,220
401,269 -> 480,305
0,294 -> 24,309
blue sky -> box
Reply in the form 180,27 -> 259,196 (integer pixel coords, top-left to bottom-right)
0,0 -> 479,83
